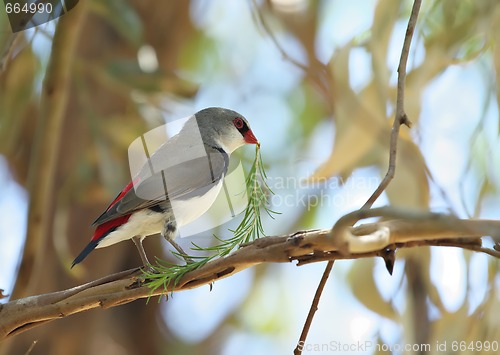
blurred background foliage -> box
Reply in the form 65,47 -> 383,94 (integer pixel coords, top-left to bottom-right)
0,0 -> 499,354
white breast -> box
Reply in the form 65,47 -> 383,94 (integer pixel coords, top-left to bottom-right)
96,178 -> 224,248
170,178 -> 224,226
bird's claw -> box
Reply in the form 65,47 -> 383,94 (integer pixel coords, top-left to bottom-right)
141,264 -> 158,274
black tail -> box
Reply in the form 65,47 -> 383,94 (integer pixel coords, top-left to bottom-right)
71,239 -> 100,268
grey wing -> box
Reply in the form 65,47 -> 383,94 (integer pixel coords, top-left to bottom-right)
93,147 -> 228,225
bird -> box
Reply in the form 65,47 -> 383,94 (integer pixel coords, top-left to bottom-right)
72,107 -> 259,268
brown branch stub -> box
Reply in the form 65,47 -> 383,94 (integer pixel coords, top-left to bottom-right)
400,113 -> 412,128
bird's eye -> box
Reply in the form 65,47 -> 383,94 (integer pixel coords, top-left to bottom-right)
233,117 -> 245,129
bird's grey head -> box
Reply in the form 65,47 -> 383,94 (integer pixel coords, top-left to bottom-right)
192,107 -> 259,154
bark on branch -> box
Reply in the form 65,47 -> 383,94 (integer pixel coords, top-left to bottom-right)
1,209 -> 499,341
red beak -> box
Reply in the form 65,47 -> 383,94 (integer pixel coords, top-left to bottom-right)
244,129 -> 259,145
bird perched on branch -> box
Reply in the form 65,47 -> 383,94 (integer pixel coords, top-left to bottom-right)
72,107 -> 259,268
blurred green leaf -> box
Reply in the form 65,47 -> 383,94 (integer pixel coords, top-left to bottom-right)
348,258 -> 398,321
455,34 -> 489,62
288,84 -> 327,142
385,138 -> 430,208
0,44 -> 37,154
431,303 -> 471,347
309,44 -> 387,181
104,59 -> 161,92
178,30 -> 217,78
369,0 -> 400,103
400,248 -> 446,313
90,0 -> 143,46
99,58 -> 197,97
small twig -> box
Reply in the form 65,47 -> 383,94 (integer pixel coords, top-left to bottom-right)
11,1 -> 88,300
250,0 -> 308,73
249,0 -> 331,103
293,260 -> 334,355
361,0 -> 421,210
295,0 -> 423,351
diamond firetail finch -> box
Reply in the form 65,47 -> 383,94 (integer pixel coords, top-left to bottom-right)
72,107 -> 259,267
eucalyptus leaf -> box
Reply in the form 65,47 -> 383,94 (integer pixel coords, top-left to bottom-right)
0,45 -> 37,154
348,258 -> 398,321
105,60 -> 162,92
90,0 -> 143,46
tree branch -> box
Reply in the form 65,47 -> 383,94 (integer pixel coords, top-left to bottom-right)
1,212 -> 499,341
294,260 -> 334,355
12,3 -> 88,299
361,0 -> 421,210
296,2 -> 424,350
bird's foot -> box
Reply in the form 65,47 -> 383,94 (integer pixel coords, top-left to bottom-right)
141,263 -> 158,274
163,235 -> 194,264
173,251 -> 194,265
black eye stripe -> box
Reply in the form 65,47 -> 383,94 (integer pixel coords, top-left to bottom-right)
233,117 -> 249,134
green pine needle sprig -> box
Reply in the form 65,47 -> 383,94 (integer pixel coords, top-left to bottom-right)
142,145 -> 277,297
